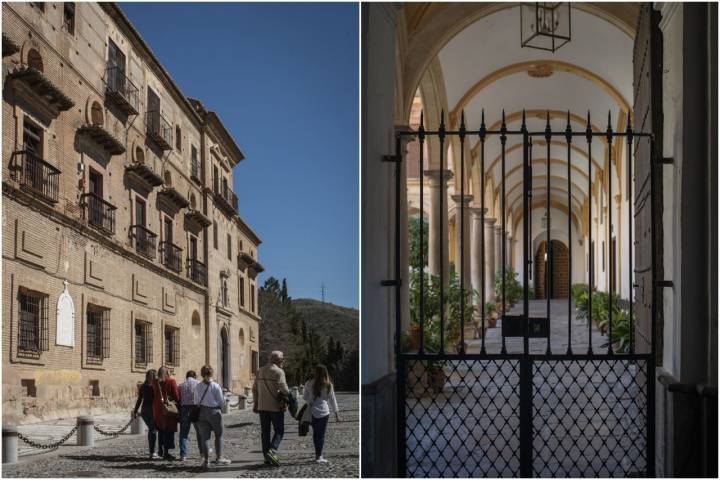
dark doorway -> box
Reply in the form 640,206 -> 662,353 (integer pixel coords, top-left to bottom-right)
220,326 -> 229,388
534,239 -> 569,299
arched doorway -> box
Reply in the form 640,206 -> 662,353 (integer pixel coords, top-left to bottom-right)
219,326 -> 229,388
534,240 -> 569,299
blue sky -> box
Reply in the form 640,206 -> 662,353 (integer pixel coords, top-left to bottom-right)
120,3 -> 359,308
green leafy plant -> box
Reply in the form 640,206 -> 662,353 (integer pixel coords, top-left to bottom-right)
493,266 -> 523,306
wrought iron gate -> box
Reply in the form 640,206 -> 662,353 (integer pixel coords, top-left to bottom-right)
391,110 -> 656,477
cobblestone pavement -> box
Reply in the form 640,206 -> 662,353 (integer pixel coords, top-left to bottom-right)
3,393 -> 358,478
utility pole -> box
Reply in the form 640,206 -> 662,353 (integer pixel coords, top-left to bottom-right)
321,282 -> 326,304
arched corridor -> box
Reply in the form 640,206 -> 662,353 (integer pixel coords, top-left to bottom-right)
534,239 -> 569,299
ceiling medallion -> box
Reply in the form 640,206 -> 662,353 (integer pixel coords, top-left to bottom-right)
527,64 -> 554,78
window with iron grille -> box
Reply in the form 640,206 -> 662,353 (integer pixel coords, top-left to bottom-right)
250,284 -> 255,313
164,326 -> 179,366
18,290 -> 48,357
239,277 -> 245,308
134,321 -> 153,367
86,306 -> 110,364
227,233 -> 232,260
63,2 -> 75,35
213,221 -> 218,249
191,146 -> 199,181
251,350 -> 259,374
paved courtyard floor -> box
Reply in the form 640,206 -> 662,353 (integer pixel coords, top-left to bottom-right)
405,300 -> 648,477
3,392 -> 358,478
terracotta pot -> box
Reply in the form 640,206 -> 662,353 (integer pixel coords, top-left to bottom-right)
487,314 -> 498,328
409,325 -> 421,350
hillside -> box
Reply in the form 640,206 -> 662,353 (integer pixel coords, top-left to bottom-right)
259,284 -> 358,389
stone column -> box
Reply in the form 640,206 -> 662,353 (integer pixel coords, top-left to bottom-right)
484,218 -> 497,299
425,169 -> 453,283
510,237 -> 519,275
494,225 -> 503,278
506,232 -> 512,273
452,194 -> 473,288
470,208 -> 486,313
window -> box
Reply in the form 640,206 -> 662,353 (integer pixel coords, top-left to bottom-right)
213,221 -> 218,249
227,233 -> 232,260
63,2 -> 75,35
23,119 -> 43,157
86,306 -> 110,364
191,145 -> 199,180
88,169 -> 103,197
175,126 -> 182,151
219,275 -> 229,307
239,277 -> 245,307
134,321 -> 152,366
164,326 -> 179,366
213,166 -> 219,193
250,284 -> 255,313
135,197 -> 146,226
18,289 -> 48,356
251,350 -> 259,375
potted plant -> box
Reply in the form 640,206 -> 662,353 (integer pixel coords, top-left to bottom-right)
484,301 -> 497,328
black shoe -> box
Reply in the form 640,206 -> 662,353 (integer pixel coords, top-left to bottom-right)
164,453 -> 177,461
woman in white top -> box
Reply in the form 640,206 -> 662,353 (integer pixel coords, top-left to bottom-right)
194,365 -> 230,469
303,365 -> 339,463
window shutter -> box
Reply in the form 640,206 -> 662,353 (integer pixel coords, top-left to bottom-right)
102,309 -> 111,358
146,323 -> 153,363
172,328 -> 179,366
40,296 -> 49,351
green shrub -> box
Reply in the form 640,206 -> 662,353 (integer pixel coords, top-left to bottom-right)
494,266 -> 523,306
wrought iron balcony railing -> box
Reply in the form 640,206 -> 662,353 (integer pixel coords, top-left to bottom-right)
81,192 -> 116,234
105,66 -> 139,115
146,110 -> 173,150
212,178 -> 239,215
130,225 -> 157,260
187,258 -> 207,286
159,241 -> 182,273
11,150 -> 60,203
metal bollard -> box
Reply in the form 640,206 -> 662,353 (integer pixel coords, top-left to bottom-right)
2,426 -> 18,464
76,416 -> 94,447
131,415 -> 146,435
237,395 -> 247,410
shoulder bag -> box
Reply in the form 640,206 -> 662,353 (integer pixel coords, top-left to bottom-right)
159,381 -> 179,420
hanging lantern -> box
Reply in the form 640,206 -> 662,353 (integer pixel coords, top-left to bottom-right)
520,3 -> 571,52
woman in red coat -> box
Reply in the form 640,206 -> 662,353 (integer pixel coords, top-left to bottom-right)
152,365 -> 180,460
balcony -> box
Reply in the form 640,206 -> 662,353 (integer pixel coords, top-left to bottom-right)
159,241 -> 182,273
146,110 -> 173,150
77,124 -> 125,155
248,260 -> 265,279
104,66 -> 139,116
3,34 -> 20,57
212,179 -> 239,217
157,185 -> 190,211
185,209 -> 211,230
81,192 -> 117,235
237,251 -> 253,271
10,150 -> 60,203
7,65 -> 74,114
125,161 -> 163,189
187,258 -> 207,286
130,225 -> 157,260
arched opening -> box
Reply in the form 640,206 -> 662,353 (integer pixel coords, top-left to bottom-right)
163,170 -> 172,187
239,328 -> 245,347
534,239 -> 569,299
27,48 -> 43,72
90,101 -> 104,126
191,310 -> 201,338
135,146 -> 145,165
219,326 -> 229,388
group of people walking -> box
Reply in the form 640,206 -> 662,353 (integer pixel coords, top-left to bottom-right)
132,350 -> 339,468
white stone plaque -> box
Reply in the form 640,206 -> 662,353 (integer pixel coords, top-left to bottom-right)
56,280 -> 75,347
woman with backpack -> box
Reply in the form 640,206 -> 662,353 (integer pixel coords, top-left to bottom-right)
132,369 -> 161,459
194,365 -> 231,469
152,365 -> 180,460
302,365 -> 339,463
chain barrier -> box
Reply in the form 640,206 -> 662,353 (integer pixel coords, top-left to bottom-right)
16,424 -> 78,450
93,418 -> 134,437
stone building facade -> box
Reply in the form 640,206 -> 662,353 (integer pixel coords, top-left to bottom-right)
1,2 -> 262,422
